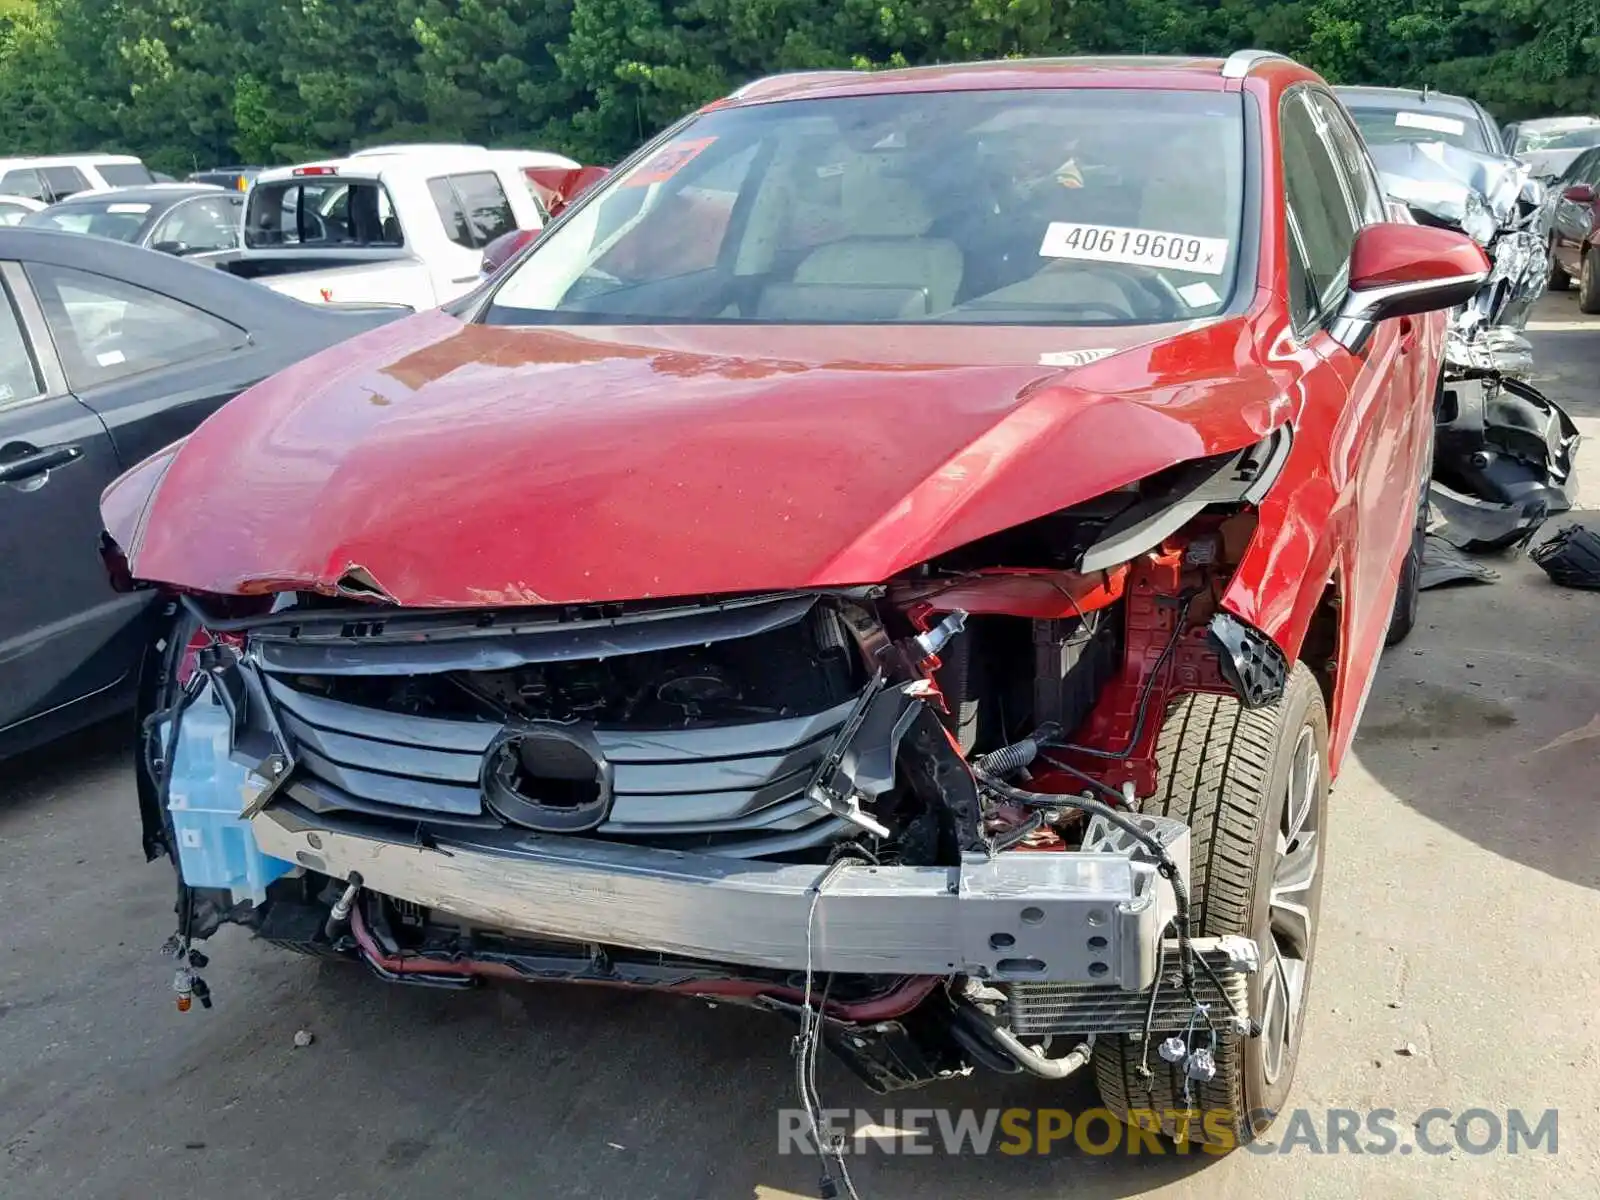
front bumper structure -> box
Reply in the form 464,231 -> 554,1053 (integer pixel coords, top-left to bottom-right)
250,802 -> 1191,990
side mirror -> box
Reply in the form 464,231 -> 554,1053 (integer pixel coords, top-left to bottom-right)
479,227 -> 541,277
151,240 -> 191,256
1331,223 -> 1489,355
523,165 -> 611,220
1563,183 -> 1595,204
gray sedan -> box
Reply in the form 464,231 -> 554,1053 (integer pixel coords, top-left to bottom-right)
22,184 -> 245,263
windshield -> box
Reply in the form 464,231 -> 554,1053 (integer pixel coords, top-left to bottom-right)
489,89 -> 1247,327
1346,104 -> 1489,153
22,199 -> 153,242
96,162 -> 154,187
1516,126 -> 1600,153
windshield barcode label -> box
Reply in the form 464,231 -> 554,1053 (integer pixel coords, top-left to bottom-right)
1039,222 -> 1230,276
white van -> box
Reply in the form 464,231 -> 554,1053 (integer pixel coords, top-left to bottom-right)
0,154 -> 156,203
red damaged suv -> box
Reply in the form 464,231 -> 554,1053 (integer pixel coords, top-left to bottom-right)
106,52 -> 1487,1147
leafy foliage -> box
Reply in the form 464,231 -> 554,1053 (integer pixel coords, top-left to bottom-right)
1,0 -> 1596,172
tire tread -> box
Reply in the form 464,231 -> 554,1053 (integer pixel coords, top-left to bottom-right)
1093,666 -> 1323,1145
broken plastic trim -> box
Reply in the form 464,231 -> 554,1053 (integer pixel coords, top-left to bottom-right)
805,672 -> 923,837
245,593 -> 822,675
1078,426 -> 1292,573
1207,611 -> 1288,708
1531,525 -> 1600,590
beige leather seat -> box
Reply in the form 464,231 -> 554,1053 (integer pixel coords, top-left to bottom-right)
759,168 -> 963,318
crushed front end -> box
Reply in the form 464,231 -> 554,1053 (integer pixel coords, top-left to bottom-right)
135,439 -> 1291,1095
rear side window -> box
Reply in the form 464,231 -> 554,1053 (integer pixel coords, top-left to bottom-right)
0,278 -> 43,407
153,195 -> 244,252
40,166 -> 89,200
95,161 -> 155,187
1558,152 -> 1593,185
429,172 -> 515,249
245,179 -> 402,248
428,177 -> 473,248
1281,90 -> 1360,326
24,263 -> 245,389
0,169 -> 44,201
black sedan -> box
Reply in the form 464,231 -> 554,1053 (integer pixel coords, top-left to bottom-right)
21,185 -> 246,264
0,227 -> 404,758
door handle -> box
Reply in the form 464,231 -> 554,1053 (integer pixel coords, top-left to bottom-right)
450,275 -> 479,284
0,443 -> 83,484
1398,316 -> 1418,354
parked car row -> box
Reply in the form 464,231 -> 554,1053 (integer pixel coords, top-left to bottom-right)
10,144 -> 599,310
1325,88 -> 1600,313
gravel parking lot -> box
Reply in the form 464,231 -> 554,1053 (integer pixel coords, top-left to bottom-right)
4,294 -> 1599,1200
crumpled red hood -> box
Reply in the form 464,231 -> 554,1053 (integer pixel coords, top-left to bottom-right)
114,309 -> 1286,606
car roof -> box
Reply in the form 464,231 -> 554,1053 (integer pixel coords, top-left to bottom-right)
720,53 -> 1318,107
1515,116 -> 1600,132
0,153 -> 146,168
256,150 -> 517,184
1333,86 -> 1480,116
44,184 -> 227,207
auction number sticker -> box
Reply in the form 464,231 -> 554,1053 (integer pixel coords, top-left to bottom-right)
1039,222 -> 1229,276
1395,111 -> 1465,136
624,136 -> 717,188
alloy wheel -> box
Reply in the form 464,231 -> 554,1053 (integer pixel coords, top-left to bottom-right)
1259,723 -> 1320,1085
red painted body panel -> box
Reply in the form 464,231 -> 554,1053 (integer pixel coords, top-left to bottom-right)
1349,222 -> 1493,288
119,314 -> 1278,606
109,56 -> 1460,778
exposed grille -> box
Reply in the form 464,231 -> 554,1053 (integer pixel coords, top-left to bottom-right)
1007,941 -> 1253,1037
254,596 -> 863,857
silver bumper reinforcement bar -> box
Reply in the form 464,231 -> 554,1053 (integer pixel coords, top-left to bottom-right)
251,806 -> 1191,989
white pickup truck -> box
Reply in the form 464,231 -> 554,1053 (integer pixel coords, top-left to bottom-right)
217,146 -> 579,310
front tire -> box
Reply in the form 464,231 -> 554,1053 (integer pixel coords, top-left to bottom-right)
1386,493 -> 1428,647
1580,246 -> 1600,314
1548,242 -> 1571,291
1094,664 -> 1329,1148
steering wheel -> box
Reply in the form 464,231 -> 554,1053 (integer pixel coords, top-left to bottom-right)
298,210 -> 331,243
1051,261 -> 1190,321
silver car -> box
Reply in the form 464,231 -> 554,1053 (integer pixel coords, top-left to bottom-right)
21,184 -> 244,264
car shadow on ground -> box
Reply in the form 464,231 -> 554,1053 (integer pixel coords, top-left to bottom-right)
194,952 -> 1225,1200
1353,504 -> 1600,894
0,715 -> 131,813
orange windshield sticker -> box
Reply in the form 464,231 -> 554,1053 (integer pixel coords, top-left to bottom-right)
625,137 -> 718,187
